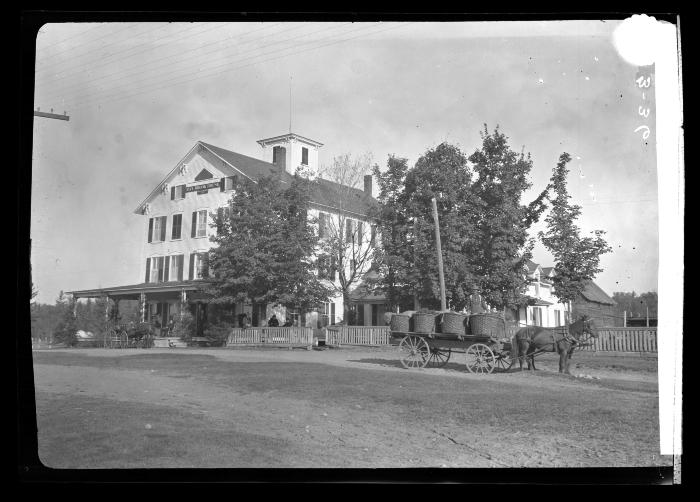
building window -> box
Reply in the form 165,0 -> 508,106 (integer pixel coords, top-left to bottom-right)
221,176 -> 236,192
146,256 -> 165,284
148,216 -> 167,243
171,214 -> 182,240
169,254 -> 184,282
346,218 -> 353,242
319,212 -> 329,239
190,252 -> 208,280
370,225 -> 377,247
554,310 -> 562,326
191,209 -> 208,238
533,307 -> 542,327
301,147 -> 309,166
356,221 -> 363,245
171,184 -> 186,200
323,301 -> 336,326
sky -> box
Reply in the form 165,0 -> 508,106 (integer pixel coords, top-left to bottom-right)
30,19 -> 666,306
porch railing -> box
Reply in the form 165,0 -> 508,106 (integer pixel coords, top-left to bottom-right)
226,327 -> 314,349
325,326 -> 392,346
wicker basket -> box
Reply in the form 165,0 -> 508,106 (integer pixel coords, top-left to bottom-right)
469,313 -> 506,338
440,312 -> 466,335
413,312 -> 436,334
389,314 -> 411,333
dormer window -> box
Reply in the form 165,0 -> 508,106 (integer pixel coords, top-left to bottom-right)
301,147 -> 309,166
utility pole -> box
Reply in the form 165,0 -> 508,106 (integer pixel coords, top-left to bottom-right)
431,197 -> 447,312
34,107 -> 69,121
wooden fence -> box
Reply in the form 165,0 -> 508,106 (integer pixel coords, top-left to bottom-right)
226,327 -> 314,349
323,325 -> 658,353
325,326 -> 392,346
579,327 -> 657,353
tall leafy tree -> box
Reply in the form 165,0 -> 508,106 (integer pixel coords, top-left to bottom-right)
372,127 -> 551,312
539,153 -> 612,304
207,173 -> 332,313
467,125 -> 548,309
371,155 -> 413,311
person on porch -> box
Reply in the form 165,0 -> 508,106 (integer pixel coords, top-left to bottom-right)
268,314 -> 279,327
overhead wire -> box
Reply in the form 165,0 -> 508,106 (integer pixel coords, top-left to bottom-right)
70,22 -> 410,112
36,22 -> 233,88
35,23 -> 168,75
60,22 -> 352,110
35,23 -> 107,59
35,23 -> 144,69
39,22 -> 293,103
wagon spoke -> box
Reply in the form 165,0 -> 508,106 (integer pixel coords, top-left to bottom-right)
399,335 -> 431,369
465,343 -> 496,374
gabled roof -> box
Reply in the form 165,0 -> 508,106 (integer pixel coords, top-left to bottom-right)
199,141 -> 292,183
310,177 -> 378,218
579,281 -> 616,305
256,132 -> 324,148
135,141 -> 377,217
525,259 -> 540,274
541,266 -> 555,277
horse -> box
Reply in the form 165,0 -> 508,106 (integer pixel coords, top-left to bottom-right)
511,316 -> 598,374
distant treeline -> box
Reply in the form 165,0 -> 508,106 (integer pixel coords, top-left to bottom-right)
612,291 -> 657,319
30,294 -> 140,342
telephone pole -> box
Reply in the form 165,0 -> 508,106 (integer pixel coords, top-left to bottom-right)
34,107 -> 69,121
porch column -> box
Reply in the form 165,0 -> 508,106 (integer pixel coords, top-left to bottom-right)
180,289 -> 187,321
140,292 -> 146,322
103,295 -> 110,322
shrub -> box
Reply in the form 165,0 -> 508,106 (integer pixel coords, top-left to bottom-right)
171,310 -> 196,340
203,322 -> 233,347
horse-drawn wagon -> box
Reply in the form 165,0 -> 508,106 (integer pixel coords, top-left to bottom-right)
390,311 -> 514,374
105,322 -> 155,349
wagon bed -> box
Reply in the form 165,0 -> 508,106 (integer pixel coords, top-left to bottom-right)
390,328 -> 514,374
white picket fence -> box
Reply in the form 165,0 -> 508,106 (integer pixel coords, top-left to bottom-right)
226,327 -> 314,349
325,326 -> 392,346
578,328 -> 657,353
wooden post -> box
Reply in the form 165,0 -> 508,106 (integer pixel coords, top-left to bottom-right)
624,310 -> 627,327
431,197 -> 447,312
140,292 -> 146,322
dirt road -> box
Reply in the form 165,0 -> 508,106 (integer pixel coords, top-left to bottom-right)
31,346 -> 671,469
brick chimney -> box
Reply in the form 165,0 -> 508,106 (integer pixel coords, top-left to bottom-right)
364,174 -> 373,196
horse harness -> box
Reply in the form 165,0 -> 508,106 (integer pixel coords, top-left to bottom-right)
519,325 -> 578,351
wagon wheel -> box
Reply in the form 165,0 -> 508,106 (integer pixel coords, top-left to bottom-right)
465,343 -> 496,374
119,330 -> 129,349
427,347 -> 451,368
398,335 -> 431,369
493,348 -> 514,372
108,328 -> 119,348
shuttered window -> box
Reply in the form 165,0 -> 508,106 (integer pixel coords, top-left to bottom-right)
169,254 -> 184,282
220,176 -> 237,191
149,256 -> 165,283
301,147 -> 309,165
191,209 -> 208,238
170,184 -> 187,200
151,216 -> 167,243
370,225 -> 377,247
357,221 -> 363,245
346,218 -> 353,242
171,214 -> 182,240
192,252 -> 209,280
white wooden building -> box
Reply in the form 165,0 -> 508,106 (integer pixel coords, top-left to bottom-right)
70,132 -> 379,337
